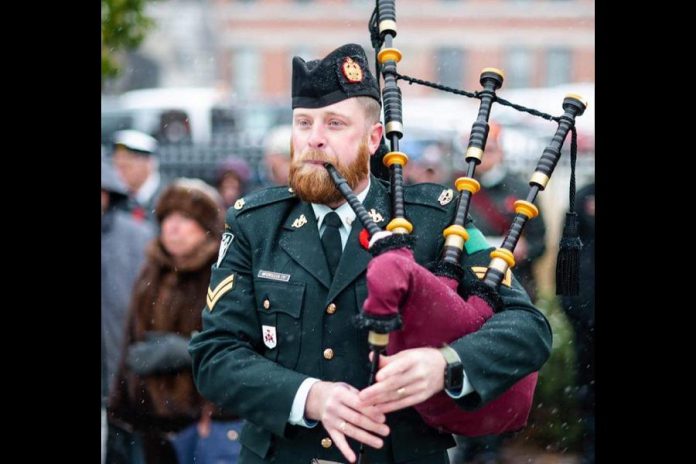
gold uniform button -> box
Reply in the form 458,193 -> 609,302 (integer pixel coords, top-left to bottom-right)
321,437 -> 332,448
263,299 -> 270,310
326,303 -> 337,314
323,348 -> 334,360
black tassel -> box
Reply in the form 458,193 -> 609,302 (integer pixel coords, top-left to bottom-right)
556,126 -> 582,296
556,211 -> 582,295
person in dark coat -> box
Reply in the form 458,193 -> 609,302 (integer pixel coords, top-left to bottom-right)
109,178 -> 242,464
215,155 -> 252,209
189,43 -> 552,464
102,156 -> 154,464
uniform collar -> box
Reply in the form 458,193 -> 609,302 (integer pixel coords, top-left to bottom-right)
311,176 -> 371,230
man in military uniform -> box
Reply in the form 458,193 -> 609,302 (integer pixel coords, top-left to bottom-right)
189,43 -> 552,464
112,129 -> 164,224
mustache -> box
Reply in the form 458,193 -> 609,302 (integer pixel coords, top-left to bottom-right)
296,150 -> 337,164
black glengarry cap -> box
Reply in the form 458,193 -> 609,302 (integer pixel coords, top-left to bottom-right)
292,43 -> 381,109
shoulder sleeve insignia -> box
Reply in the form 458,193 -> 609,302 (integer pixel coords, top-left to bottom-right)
341,57 -> 363,83
292,214 -> 308,228
470,266 -> 512,287
206,274 -> 235,311
438,188 -> 454,206
216,232 -> 234,267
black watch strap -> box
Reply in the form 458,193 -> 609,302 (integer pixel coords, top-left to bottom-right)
439,345 -> 464,391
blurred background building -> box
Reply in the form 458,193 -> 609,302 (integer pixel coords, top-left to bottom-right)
105,0 -> 594,97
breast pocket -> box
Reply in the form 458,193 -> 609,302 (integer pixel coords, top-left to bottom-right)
255,280 -> 305,370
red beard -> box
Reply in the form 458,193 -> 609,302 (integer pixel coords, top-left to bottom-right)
289,140 -> 370,205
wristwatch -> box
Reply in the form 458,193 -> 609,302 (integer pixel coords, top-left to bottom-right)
438,345 -> 464,391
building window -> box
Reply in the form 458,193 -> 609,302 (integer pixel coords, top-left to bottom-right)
234,48 -> 260,98
546,48 -> 572,86
435,47 -> 465,89
504,48 -> 532,88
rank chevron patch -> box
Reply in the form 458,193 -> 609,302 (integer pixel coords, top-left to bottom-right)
207,274 -> 235,311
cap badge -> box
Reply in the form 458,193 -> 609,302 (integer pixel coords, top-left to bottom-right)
341,57 -> 363,83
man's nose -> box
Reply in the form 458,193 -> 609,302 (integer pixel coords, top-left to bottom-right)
307,124 -> 326,149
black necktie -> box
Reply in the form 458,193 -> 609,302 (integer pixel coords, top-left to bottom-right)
321,211 -> 343,278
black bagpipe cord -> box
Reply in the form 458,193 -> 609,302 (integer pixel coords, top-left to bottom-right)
555,126 -> 582,296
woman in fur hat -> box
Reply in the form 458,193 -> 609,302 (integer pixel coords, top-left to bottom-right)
108,178 -> 242,464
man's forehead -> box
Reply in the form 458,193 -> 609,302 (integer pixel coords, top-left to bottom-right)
293,99 -> 360,118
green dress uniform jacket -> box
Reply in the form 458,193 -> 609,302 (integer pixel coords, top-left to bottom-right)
189,175 -> 552,464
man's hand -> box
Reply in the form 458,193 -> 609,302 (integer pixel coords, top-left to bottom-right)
305,381 -> 390,463
358,347 -> 446,414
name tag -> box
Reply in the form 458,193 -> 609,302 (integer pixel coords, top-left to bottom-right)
257,270 -> 291,282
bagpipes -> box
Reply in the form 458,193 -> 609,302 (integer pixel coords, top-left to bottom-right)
327,0 -> 588,453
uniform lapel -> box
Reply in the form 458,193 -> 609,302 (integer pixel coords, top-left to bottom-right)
279,201 -> 332,289
326,176 -> 391,303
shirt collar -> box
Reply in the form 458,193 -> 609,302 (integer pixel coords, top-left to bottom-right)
311,176 -> 371,230
135,171 -> 161,205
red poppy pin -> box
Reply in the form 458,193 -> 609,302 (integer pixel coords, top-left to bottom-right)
359,228 -> 370,250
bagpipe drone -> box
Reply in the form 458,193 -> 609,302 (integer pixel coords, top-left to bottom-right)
325,0 -> 588,456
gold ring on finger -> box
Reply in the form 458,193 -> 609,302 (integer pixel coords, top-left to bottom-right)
339,420 -> 347,432
396,387 -> 406,396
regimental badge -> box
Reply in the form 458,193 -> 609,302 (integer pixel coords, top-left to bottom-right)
216,232 -> 234,267
438,188 -> 454,206
262,325 -> 277,349
341,57 -> 363,83
292,214 -> 308,228
234,198 -> 245,210
368,208 -> 384,223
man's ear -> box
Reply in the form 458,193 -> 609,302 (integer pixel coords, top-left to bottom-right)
368,123 -> 384,155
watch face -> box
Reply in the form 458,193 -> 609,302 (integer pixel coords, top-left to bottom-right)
447,363 -> 464,391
